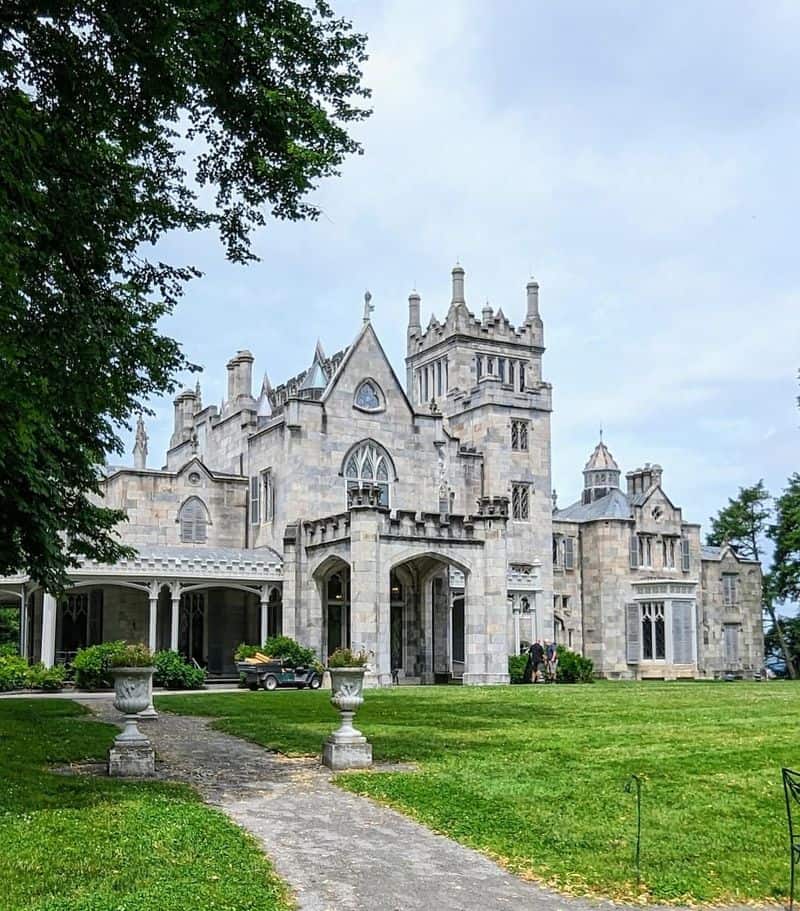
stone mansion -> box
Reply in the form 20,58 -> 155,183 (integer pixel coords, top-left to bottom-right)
1,265 -> 763,683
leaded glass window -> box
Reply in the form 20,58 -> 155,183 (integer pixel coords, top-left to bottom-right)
355,380 -> 381,410
511,420 -> 529,451
640,601 -> 665,660
512,483 -> 530,520
344,441 -> 392,507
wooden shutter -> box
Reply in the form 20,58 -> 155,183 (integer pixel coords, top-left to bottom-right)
250,476 -> 260,524
671,600 -> 694,664
564,537 -> 575,570
626,603 -> 641,663
629,535 -> 639,569
681,537 -> 690,571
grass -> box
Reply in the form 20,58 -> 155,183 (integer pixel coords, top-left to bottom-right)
0,699 -> 293,911
159,682 -> 800,904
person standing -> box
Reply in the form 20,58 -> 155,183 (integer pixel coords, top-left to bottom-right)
546,640 -> 559,682
529,639 -> 545,683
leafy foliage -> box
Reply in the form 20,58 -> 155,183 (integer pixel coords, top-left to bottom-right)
25,662 -> 66,691
109,642 -> 153,668
235,636 -> 317,667
154,649 -> 205,689
771,474 -> 800,603
706,480 -> 771,559
327,646 -> 369,667
0,654 -> 28,691
0,606 -> 20,649
72,640 -> 126,689
555,645 -> 595,683
0,2 -> 370,589
507,654 -> 527,683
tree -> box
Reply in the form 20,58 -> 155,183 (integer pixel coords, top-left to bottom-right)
706,481 -> 796,677
0,2 -> 369,591
771,474 -> 800,604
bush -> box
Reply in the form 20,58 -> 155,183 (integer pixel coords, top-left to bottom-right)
234,643 -> 259,663
72,641 -> 126,689
109,643 -> 153,668
0,643 -> 19,658
153,650 -> 205,690
328,647 -> 370,668
234,636 -> 317,668
26,663 -> 65,691
556,645 -> 595,683
508,654 -> 528,684
0,654 -> 28,691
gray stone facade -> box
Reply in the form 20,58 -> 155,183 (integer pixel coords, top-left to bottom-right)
553,441 -> 763,679
1,265 -> 762,682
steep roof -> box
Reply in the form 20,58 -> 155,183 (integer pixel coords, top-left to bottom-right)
554,488 -> 633,523
584,439 -> 620,472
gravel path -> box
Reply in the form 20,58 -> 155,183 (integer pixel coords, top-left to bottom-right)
80,698 -> 759,911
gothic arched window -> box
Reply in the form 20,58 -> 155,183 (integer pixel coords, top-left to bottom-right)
343,441 -> 393,507
354,379 -> 384,412
178,497 -> 209,543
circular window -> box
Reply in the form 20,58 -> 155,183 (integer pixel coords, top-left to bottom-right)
188,471 -> 202,485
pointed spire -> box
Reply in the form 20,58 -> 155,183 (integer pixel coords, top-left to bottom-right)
133,414 -> 148,470
257,372 -> 273,426
299,344 -> 328,392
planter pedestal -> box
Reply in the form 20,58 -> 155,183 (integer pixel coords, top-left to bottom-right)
322,666 -> 372,771
108,666 -> 156,777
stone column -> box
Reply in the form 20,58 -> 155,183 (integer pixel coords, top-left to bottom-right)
281,525 -> 299,643
419,571 -> 435,684
260,584 -> 269,643
348,491 -> 390,686
18,588 -> 27,658
512,599 -> 521,656
169,583 -> 181,652
464,505 -> 510,685
41,593 -> 57,668
147,582 -> 159,653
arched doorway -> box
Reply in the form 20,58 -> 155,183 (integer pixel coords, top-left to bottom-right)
390,554 -> 469,684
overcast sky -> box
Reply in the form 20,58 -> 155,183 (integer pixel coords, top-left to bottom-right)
130,0 -> 799,538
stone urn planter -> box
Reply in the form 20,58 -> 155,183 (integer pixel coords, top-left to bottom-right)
108,666 -> 156,777
322,666 -> 372,770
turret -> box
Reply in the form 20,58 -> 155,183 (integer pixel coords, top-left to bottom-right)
408,290 -> 421,339
451,263 -> 465,306
582,436 -> 621,504
526,279 -> 540,322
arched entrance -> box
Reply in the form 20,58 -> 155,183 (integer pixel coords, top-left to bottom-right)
389,554 -> 469,684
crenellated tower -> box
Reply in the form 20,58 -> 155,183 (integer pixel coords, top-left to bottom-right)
405,264 -> 553,629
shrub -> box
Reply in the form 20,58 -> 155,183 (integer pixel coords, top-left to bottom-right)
328,647 -> 370,668
0,654 -> 28,691
0,643 -> 19,658
153,650 -> 205,690
234,636 -> 316,668
263,636 -> 317,668
508,654 -> 528,684
26,663 -> 65,691
556,645 -> 595,683
234,643 -> 259,663
72,641 -> 126,689
109,643 -> 153,668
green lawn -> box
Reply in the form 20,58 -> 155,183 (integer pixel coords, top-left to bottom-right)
0,699 -> 293,911
159,682 -> 800,904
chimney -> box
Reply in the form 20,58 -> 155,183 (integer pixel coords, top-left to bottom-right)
526,279 -> 539,321
451,263 -> 465,306
226,350 -> 255,406
408,291 -> 421,333
170,389 -> 196,448
482,301 -> 493,326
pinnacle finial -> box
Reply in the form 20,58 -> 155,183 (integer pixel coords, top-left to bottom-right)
363,289 -> 374,324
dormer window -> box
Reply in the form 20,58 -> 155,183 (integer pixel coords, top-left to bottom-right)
354,379 -> 384,412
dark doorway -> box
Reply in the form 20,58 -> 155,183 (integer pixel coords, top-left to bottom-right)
180,592 -> 205,666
